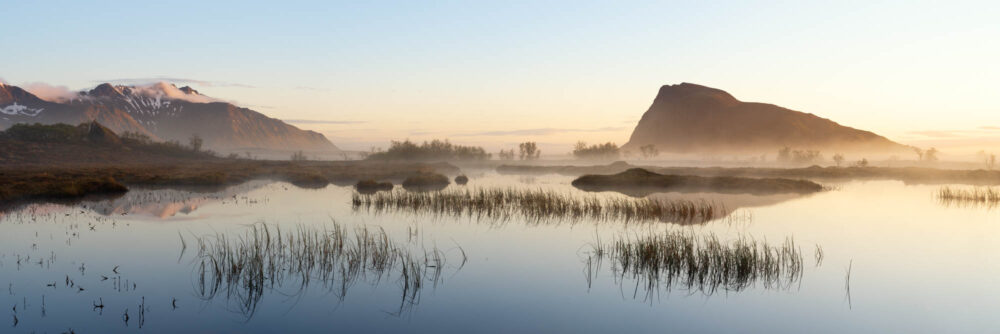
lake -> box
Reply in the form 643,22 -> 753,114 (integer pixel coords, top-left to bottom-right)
1,171 -> 998,333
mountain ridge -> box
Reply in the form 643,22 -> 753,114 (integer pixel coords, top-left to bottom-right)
0,82 -> 338,152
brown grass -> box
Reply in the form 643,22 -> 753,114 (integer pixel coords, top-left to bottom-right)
937,186 -> 1000,208
192,220 -> 461,318
586,230 -> 805,297
352,187 -> 731,224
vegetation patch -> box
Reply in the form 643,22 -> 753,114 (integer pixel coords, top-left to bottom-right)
572,168 -> 824,195
937,186 -> 1000,208
191,221 -> 462,317
401,172 -> 451,191
0,174 -> 128,203
352,187 -> 730,224
355,179 -> 394,194
585,230 -> 805,296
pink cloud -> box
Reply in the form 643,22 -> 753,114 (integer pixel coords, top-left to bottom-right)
23,82 -> 82,103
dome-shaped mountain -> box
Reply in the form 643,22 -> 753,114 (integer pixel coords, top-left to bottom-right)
623,83 -> 909,155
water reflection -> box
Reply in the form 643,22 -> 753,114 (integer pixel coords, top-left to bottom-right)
5,176 -> 998,332
82,181 -> 273,218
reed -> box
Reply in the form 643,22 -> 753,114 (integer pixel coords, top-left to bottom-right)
937,186 -> 1000,207
191,220 -> 457,318
586,230 -> 805,297
352,187 -> 730,224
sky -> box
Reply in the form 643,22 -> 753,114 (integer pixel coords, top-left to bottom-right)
2,0 -> 1000,155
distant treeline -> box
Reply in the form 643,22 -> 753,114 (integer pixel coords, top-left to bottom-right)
573,141 -> 621,160
367,139 -> 490,161
571,142 -> 659,160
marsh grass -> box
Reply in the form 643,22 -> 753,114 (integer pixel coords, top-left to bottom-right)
352,188 -> 731,225
191,221 -> 460,318
937,186 -> 1000,208
586,230 -> 804,298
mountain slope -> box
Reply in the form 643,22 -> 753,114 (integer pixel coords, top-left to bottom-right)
623,83 -> 909,154
0,82 -> 338,152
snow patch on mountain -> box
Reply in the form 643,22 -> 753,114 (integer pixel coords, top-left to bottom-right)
127,82 -> 218,104
0,103 -> 43,117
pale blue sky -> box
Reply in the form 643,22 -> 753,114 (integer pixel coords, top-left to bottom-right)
3,1 -> 999,153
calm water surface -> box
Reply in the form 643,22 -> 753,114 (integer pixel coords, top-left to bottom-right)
1,172 -> 999,333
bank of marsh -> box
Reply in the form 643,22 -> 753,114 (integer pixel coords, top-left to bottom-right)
352,187 -> 731,224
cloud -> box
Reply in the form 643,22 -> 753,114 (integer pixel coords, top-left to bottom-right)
125,82 -> 220,103
906,130 -> 965,138
452,127 -> 628,137
408,131 -> 439,136
293,86 -> 329,92
23,82 -> 83,103
98,77 -> 255,88
980,126 -> 1000,130
284,119 -> 366,125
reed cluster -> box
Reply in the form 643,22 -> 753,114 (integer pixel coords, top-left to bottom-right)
587,230 -> 804,296
192,221 -> 457,317
937,186 -> 1000,207
352,188 -> 728,224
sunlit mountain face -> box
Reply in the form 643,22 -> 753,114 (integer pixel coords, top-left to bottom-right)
0,82 -> 338,153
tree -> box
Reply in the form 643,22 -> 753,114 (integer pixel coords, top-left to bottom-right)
913,147 -> 925,161
991,154 -> 997,170
832,153 -> 845,167
498,149 -> 515,160
854,158 -> 869,167
189,134 -> 203,152
777,147 -> 792,162
291,150 -> 308,161
925,147 -> 939,162
639,144 -> 660,159
519,142 -> 540,160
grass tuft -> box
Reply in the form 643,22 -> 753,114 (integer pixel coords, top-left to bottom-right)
586,230 -> 805,297
352,187 -> 733,224
937,186 -> 1000,208
192,220 -> 456,318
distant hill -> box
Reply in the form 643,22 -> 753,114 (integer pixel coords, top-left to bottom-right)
0,82 -> 338,152
623,83 -> 910,155
0,122 -> 219,166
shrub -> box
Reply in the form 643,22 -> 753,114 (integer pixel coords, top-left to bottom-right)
401,172 -> 450,190
355,179 -> 394,194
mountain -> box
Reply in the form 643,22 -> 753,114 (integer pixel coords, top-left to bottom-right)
623,83 -> 909,155
0,82 -> 338,152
